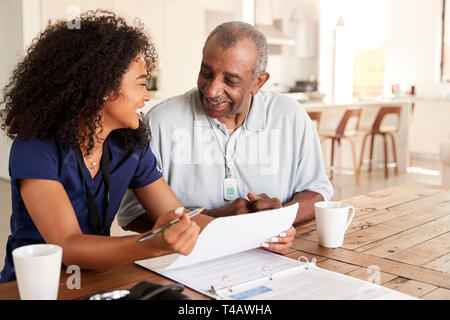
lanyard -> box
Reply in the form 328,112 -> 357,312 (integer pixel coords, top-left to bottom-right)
207,117 -> 241,178
206,107 -> 250,178
75,141 -> 111,236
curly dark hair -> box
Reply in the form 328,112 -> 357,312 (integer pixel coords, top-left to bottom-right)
0,9 -> 157,155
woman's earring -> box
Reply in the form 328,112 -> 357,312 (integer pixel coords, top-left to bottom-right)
103,96 -> 107,101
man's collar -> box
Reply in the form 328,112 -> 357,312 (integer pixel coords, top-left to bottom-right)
193,89 -> 210,127
245,91 -> 266,131
193,88 -> 266,131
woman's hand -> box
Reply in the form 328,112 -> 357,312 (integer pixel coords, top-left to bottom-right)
152,207 -> 200,256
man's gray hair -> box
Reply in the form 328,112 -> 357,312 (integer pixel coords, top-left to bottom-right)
204,21 -> 268,78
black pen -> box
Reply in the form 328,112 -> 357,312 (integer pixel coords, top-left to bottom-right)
137,207 -> 205,243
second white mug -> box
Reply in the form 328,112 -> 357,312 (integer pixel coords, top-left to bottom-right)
314,201 -> 355,248
12,244 -> 62,300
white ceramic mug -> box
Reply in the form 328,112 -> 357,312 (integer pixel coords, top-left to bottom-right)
314,201 -> 355,248
12,244 -> 62,300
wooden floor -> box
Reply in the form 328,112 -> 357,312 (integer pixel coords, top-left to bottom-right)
0,157 -> 443,274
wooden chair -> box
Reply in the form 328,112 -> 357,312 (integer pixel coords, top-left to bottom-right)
307,111 -> 322,132
358,106 -> 401,179
320,108 -> 362,184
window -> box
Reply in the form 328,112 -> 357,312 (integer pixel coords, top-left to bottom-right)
352,42 -> 386,100
319,0 -> 388,103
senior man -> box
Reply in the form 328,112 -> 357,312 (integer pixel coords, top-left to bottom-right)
117,21 -> 333,254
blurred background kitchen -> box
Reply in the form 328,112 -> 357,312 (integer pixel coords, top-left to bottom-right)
0,0 -> 449,261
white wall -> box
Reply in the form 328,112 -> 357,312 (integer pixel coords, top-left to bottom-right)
410,100 -> 450,156
0,0 -> 29,180
385,0 -> 450,157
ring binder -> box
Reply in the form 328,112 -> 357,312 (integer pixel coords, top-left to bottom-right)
221,276 -> 233,293
210,275 -> 233,298
210,257 -> 309,298
139,249 -> 416,300
297,256 -> 317,270
261,264 -> 273,280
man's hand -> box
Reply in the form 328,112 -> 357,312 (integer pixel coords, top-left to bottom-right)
232,198 -> 253,215
247,192 -> 282,212
261,226 -> 296,255
203,197 -> 252,218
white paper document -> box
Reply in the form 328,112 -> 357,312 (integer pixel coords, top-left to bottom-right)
138,203 -> 298,271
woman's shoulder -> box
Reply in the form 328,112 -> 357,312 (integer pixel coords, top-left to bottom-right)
11,137 -> 60,155
10,137 -> 73,170
9,138 -> 66,180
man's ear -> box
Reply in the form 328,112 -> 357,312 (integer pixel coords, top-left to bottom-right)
251,72 -> 270,96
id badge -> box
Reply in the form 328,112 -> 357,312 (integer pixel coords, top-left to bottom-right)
223,177 -> 238,201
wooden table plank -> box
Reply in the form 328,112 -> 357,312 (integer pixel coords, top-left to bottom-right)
383,277 -> 438,298
316,259 -> 360,274
294,220 -> 317,235
347,190 -> 450,234
0,280 -> 19,300
423,253 -> 450,273
340,183 -> 443,217
291,238 -> 450,289
356,214 -> 450,256
386,232 -> 450,267
421,288 -> 450,300
342,205 -> 450,250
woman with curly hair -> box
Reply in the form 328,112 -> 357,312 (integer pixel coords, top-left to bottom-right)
0,10 -> 204,283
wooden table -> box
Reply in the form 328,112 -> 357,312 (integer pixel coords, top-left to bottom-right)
293,182 -> 450,299
0,182 -> 448,300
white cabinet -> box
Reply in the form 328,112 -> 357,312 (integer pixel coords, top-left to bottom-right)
409,100 -> 450,157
